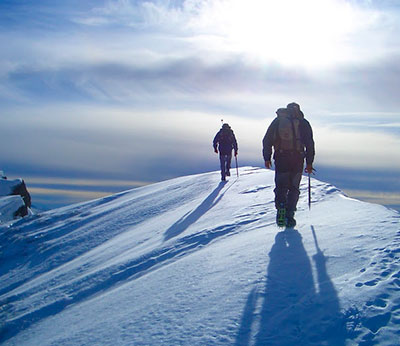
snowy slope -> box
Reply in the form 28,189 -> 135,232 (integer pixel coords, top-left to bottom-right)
1,167 -> 399,346
0,178 -> 21,196
0,196 -> 26,223
0,178 -> 26,223
0,178 -> 31,223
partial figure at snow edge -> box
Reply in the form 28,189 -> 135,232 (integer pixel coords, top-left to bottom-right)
213,123 -> 238,181
262,102 -> 315,228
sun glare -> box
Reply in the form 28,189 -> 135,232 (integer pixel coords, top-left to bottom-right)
197,0 -> 369,68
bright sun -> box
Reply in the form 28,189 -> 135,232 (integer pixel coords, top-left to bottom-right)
198,0 -> 368,68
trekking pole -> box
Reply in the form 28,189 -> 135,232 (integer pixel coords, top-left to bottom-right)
308,172 -> 311,210
235,155 -> 239,177
307,168 -> 316,210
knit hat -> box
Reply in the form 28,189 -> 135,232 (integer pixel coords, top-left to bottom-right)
287,102 -> 304,119
287,102 -> 300,110
276,108 -> 288,115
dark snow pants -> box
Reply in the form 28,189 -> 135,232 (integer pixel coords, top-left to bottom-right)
274,152 -> 304,212
219,154 -> 232,179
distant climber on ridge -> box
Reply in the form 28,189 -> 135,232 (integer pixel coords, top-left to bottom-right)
213,123 -> 238,181
262,103 -> 315,228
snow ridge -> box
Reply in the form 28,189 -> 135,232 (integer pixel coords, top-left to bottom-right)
1,167 -> 399,345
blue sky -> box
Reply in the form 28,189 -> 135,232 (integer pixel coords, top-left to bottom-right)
1,0 -> 400,210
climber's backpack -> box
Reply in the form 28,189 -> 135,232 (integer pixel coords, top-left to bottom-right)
275,111 -> 304,152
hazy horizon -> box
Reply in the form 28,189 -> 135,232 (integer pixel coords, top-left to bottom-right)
1,0 -> 399,211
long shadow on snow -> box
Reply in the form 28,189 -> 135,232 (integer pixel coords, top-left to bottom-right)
0,200 -> 258,343
0,186 -> 195,297
235,227 -> 345,346
164,181 -> 227,241
0,195 -> 139,297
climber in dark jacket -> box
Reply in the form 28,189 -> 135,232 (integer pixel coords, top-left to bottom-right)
213,123 -> 238,181
262,103 -> 315,227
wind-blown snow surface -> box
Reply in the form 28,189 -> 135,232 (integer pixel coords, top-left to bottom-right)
1,167 -> 400,345
0,178 -> 26,223
0,196 -> 26,223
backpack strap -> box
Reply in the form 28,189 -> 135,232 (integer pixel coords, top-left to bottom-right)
289,117 -> 297,150
274,118 -> 281,149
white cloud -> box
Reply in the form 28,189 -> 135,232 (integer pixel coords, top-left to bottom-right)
71,0 -> 396,68
73,0 -> 187,30
2,0 -> 400,184
28,187 -> 114,199
343,188 -> 400,208
314,125 -> 400,170
2,0 -> 400,110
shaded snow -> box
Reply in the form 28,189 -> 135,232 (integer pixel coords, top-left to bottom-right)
0,196 -> 25,223
0,178 -> 28,223
0,178 -> 23,196
1,167 -> 399,345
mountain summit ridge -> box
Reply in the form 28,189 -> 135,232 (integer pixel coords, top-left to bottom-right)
1,167 -> 399,345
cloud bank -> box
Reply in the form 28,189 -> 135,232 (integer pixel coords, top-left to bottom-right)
1,0 -> 400,208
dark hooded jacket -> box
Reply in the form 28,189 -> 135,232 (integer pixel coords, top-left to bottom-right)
263,109 -> 315,165
213,126 -> 238,156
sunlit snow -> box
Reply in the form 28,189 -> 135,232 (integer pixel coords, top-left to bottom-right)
1,167 -> 399,345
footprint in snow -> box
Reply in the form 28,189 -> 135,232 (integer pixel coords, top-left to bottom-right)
362,312 -> 392,334
365,294 -> 389,308
239,185 -> 271,194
